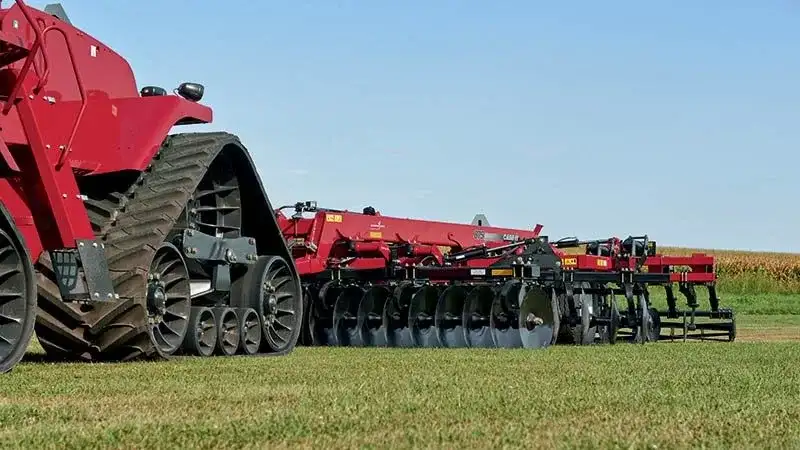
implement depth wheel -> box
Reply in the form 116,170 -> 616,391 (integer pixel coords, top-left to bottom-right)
147,243 -> 192,357
0,224 -> 36,373
243,256 -> 302,354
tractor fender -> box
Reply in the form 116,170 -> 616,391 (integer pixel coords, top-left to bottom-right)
89,95 -> 214,174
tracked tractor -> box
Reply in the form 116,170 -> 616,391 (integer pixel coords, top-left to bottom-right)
0,1 -> 304,372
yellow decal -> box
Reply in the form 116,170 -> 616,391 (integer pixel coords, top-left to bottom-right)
369,231 -> 382,239
563,258 -> 578,266
491,269 -> 513,277
596,259 -> 608,268
325,214 -> 343,223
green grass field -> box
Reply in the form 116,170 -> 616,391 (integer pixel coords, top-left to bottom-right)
2,280 -> 799,448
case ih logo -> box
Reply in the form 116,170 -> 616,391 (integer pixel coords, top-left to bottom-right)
473,230 -> 519,242
369,221 -> 386,229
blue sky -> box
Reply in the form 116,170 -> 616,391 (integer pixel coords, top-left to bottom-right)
29,1 -> 799,251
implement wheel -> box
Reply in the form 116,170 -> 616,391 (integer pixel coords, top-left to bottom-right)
0,223 -> 36,373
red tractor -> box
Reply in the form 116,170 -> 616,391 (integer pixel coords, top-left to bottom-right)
0,1 -> 305,372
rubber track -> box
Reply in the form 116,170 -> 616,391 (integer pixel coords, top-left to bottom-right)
34,132 -> 242,362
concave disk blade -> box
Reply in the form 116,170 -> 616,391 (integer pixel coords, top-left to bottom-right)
518,285 -> 558,349
332,286 -> 367,346
462,285 -> 496,348
408,285 -> 442,347
312,281 -> 340,346
435,285 -> 469,348
577,283 -> 598,345
382,282 -> 417,347
357,286 -> 391,347
490,280 -> 523,348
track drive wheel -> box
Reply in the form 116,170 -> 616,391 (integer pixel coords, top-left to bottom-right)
240,255 -> 302,354
147,243 -> 192,357
0,224 -> 36,373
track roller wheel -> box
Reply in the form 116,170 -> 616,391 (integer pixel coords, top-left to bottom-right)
462,285 -> 495,348
146,243 -> 192,357
383,282 -> 416,347
518,284 -> 559,349
238,307 -> 262,355
243,256 -> 302,354
408,285 -> 442,347
0,224 -> 36,374
490,280 -> 523,348
213,307 -> 240,356
434,285 -> 469,348
356,285 -> 391,347
184,307 -> 217,356
332,285 -> 367,346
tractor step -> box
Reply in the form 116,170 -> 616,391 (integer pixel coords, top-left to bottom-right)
0,29 -> 30,68
49,239 -> 116,302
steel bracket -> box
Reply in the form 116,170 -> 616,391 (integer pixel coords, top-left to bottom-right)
51,239 -> 116,302
181,229 -> 258,264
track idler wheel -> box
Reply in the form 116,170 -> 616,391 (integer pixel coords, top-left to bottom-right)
146,243 -> 192,357
0,224 -> 36,374
213,307 -> 240,356
238,307 -> 262,355
184,307 -> 217,357
332,285 -> 367,346
490,280 -> 523,348
434,285 -> 469,348
356,286 -> 391,347
383,282 -> 416,347
244,256 -> 303,354
518,284 -> 559,349
408,285 -> 442,347
462,285 -> 496,348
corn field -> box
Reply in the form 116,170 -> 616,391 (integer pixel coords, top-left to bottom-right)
562,246 -> 800,294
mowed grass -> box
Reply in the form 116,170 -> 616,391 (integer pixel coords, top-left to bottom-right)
0,315 -> 798,449
3,246 -> 800,449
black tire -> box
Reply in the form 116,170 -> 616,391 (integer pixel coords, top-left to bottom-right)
0,222 -> 37,374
